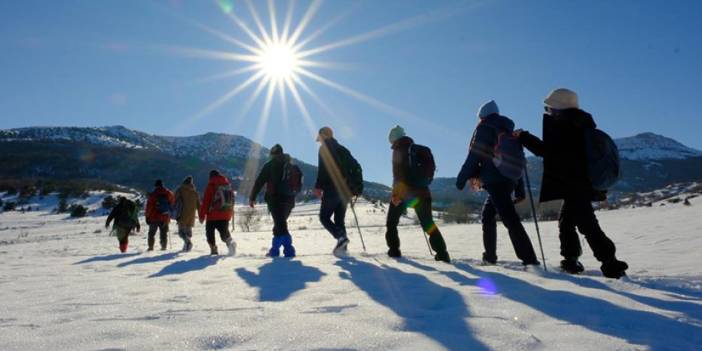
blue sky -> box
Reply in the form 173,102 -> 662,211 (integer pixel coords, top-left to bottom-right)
1,0 -> 701,185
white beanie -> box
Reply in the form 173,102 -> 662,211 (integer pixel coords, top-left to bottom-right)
388,125 -> 406,144
544,88 -> 579,110
477,100 -> 500,119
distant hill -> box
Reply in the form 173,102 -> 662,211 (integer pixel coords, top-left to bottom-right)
430,132 -> 702,208
0,126 -> 391,200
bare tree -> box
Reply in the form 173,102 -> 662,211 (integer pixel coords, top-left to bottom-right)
238,207 -> 262,232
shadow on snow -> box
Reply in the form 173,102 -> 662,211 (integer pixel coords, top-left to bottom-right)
235,259 -> 325,302
404,259 -> 702,351
116,252 -> 179,268
149,255 -> 223,278
74,252 -> 140,265
336,257 -> 489,351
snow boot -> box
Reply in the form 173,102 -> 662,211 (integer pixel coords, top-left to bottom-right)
119,242 -> 128,253
147,246 -> 154,252
560,258 -> 585,274
209,244 -> 219,255
182,240 -> 193,252
387,247 -> 402,258
333,236 -> 350,256
601,259 -> 628,279
279,234 -> 295,258
226,239 -> 237,257
482,253 -> 497,265
434,251 -> 451,263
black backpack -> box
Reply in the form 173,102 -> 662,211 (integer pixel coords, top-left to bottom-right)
407,144 -> 436,187
280,161 -> 303,197
584,128 -> 621,191
115,200 -> 138,230
336,145 -> 364,196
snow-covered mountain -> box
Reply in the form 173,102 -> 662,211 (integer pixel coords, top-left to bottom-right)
0,126 -> 270,161
616,132 -> 702,160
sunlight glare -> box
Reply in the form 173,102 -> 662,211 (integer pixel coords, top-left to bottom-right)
258,41 -> 299,81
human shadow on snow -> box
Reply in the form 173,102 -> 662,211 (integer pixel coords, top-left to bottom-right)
116,252 -> 179,268
336,258 -> 489,351
74,252 -> 140,265
403,259 -> 702,351
149,255 -> 223,278
235,259 -> 325,302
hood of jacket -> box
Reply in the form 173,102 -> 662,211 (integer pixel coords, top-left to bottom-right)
480,113 -> 515,132
553,108 -> 596,129
208,174 -> 230,186
391,136 -> 414,150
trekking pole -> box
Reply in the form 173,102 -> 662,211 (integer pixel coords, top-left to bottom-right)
524,168 -> 547,271
421,230 -> 433,256
349,197 -> 367,252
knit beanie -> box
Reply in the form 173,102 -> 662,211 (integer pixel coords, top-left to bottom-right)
544,88 -> 579,110
270,144 -> 283,155
477,100 -> 499,119
388,125 -> 406,144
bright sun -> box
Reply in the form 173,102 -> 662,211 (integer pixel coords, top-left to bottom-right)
258,41 -> 299,80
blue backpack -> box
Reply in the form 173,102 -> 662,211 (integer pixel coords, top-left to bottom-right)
584,128 -> 621,191
155,193 -> 172,215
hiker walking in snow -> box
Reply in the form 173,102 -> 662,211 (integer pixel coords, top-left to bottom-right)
174,176 -> 200,252
385,126 -> 451,263
105,196 -> 140,253
145,179 -> 175,251
516,88 -> 628,278
456,100 -> 540,266
315,126 -> 364,256
249,144 -> 300,258
199,170 -> 237,256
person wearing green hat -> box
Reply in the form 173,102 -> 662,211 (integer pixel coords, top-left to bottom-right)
385,125 -> 451,263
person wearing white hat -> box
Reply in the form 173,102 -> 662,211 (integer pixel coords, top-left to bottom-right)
515,88 -> 628,278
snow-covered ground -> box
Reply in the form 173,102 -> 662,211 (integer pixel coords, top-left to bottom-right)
0,197 -> 701,350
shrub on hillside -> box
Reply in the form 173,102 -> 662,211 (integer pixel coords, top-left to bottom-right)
69,204 -> 87,218
3,201 -> 17,212
444,201 -> 470,224
101,195 -> 117,209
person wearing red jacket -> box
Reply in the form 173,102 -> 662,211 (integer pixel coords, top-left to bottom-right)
145,179 -> 175,251
199,170 -> 236,256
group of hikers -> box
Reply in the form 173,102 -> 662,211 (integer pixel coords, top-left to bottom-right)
105,88 -> 629,279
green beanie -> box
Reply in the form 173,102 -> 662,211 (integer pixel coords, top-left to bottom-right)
388,125 -> 406,144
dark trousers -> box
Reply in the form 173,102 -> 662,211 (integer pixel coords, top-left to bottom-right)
147,222 -> 169,249
268,197 -> 295,237
482,182 -> 538,264
319,190 -> 348,239
205,220 -> 232,246
385,191 -> 447,254
559,196 -> 616,262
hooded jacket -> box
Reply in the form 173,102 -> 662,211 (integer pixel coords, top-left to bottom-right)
519,108 -> 596,202
250,153 -> 294,204
315,137 -> 344,193
199,174 -> 234,222
175,183 -> 200,227
456,113 -> 522,190
145,186 -> 175,223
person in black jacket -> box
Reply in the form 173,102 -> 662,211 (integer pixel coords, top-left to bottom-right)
385,125 -> 450,263
456,100 -> 539,266
314,126 -> 351,255
249,144 -> 296,257
516,88 -> 628,278
105,196 -> 140,253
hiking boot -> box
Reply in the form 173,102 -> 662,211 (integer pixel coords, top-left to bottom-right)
210,245 -> 219,255
601,259 -> 628,279
182,241 -> 193,252
434,251 -> 451,263
333,236 -> 350,256
119,242 -> 128,253
560,258 -> 585,274
482,253 -> 497,265
387,248 -> 402,258
147,246 -> 154,252
160,245 -> 167,251
226,240 -> 237,256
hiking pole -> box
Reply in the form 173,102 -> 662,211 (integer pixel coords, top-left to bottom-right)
349,197 -> 367,252
421,229 -> 433,256
524,168 -> 547,271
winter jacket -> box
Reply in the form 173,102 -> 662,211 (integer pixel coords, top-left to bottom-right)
145,186 -> 175,224
106,200 -> 140,231
199,174 -> 234,222
391,136 -> 430,199
249,154 -> 294,204
175,183 -> 200,227
315,137 -> 343,193
456,113 -> 520,190
519,108 -> 596,202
